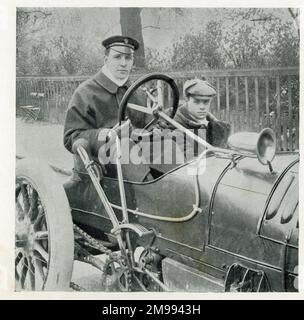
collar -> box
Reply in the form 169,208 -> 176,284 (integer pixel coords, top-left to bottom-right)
176,104 -> 208,128
101,65 -> 129,87
93,67 -> 130,94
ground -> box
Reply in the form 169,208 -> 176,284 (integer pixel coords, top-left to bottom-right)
16,117 -> 107,291
16,118 -> 73,170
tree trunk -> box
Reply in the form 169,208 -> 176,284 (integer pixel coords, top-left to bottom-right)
120,8 -> 145,68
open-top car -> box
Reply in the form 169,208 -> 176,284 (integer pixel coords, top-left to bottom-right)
15,73 -> 299,292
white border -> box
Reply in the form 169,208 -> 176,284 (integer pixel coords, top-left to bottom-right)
0,0 -> 303,300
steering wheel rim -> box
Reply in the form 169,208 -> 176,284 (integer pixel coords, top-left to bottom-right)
118,72 -> 179,125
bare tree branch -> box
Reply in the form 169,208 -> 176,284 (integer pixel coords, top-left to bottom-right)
17,9 -> 52,18
221,45 -> 239,67
288,8 -> 298,19
250,17 -> 279,22
16,28 -> 44,40
172,8 -> 184,16
288,8 -> 300,36
142,25 -> 161,30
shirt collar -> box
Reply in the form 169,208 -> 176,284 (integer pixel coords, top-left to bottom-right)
93,66 -> 130,94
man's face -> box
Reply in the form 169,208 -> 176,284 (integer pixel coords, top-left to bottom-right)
104,47 -> 134,81
186,95 -> 212,121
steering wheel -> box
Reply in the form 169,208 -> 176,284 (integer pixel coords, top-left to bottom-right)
118,73 -> 180,132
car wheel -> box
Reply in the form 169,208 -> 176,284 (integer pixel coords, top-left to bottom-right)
15,158 -> 74,291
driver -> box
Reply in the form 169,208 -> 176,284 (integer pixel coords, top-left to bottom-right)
63,35 -> 144,180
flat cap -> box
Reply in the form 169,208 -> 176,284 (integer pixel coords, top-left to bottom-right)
183,79 -> 216,98
102,35 -> 139,51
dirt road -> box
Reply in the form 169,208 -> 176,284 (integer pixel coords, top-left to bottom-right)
16,118 -> 73,170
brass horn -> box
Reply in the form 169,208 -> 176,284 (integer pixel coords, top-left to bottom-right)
227,128 -> 276,165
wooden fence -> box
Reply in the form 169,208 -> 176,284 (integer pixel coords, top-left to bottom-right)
16,67 -> 299,151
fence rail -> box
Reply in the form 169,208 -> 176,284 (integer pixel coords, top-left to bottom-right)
16,67 -> 299,151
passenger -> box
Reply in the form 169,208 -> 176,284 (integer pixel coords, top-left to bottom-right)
174,78 -> 230,149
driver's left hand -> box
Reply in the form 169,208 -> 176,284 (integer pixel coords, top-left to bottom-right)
106,119 -> 133,143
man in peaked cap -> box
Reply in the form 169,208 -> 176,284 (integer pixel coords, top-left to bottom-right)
63,35 -> 143,181
173,78 -> 230,149
101,35 -> 139,82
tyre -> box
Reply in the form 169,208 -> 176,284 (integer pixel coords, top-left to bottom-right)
15,158 -> 74,291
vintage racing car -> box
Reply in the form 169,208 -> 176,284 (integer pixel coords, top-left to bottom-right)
15,73 -> 299,292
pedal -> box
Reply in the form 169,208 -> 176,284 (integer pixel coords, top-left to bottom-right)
111,223 -> 154,238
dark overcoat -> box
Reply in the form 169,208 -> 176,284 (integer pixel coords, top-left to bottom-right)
64,69 -> 144,157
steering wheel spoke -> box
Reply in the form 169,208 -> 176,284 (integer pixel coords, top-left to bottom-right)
142,117 -> 159,131
156,80 -> 164,109
127,103 -> 154,115
119,73 -> 179,128
142,87 -> 158,107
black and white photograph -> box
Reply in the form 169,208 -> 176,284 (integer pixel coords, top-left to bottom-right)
3,1 -> 302,295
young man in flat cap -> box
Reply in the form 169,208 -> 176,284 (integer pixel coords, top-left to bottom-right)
63,35 -> 143,179
174,78 -> 230,150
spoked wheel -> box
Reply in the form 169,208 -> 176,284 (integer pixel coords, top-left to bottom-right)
15,159 -> 74,291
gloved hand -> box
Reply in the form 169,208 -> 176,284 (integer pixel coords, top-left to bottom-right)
206,112 -> 218,122
206,119 -> 231,147
106,119 -> 133,143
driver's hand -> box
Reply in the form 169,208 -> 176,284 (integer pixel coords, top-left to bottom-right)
107,119 -> 132,143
